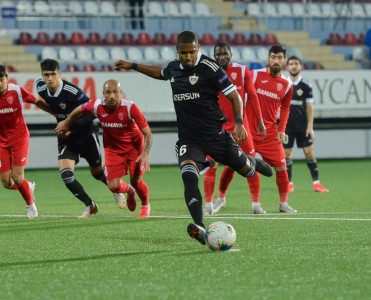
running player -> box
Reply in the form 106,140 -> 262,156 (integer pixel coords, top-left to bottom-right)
36,59 -> 125,218
246,45 -> 297,213
55,79 -> 152,218
113,31 -> 273,246
284,56 -> 329,193
203,42 -> 267,215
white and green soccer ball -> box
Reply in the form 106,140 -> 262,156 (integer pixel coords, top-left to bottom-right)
205,221 -> 236,251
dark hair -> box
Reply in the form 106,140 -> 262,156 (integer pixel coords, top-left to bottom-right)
213,42 -> 231,53
287,55 -> 302,65
0,65 -> 7,78
40,59 -> 60,72
268,45 -> 287,57
177,31 -> 198,45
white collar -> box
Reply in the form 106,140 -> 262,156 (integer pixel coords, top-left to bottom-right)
47,78 -> 63,97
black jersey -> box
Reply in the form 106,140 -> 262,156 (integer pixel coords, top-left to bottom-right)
36,78 -> 98,138
161,53 -> 236,141
286,76 -> 313,132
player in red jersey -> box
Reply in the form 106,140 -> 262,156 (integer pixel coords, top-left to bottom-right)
56,79 -> 153,218
246,45 -> 297,213
0,65 -> 47,218
203,43 -> 267,215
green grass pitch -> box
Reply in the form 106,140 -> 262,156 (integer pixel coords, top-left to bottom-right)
0,159 -> 370,299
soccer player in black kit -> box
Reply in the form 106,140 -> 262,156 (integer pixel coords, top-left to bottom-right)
114,31 -> 273,245
36,59 -> 125,218
284,56 -> 329,193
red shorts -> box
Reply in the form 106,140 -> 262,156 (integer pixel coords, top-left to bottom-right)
104,147 -> 145,181
253,132 -> 286,168
0,138 -> 29,173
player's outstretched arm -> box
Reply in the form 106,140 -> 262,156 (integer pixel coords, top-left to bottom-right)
113,60 -> 165,80
35,98 -> 56,117
136,126 -> 153,171
55,105 -> 85,137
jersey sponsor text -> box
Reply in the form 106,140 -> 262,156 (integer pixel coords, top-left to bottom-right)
173,92 -> 200,101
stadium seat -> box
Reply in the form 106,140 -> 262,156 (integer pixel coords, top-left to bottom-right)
84,1 -> 99,15
256,47 -> 269,62
322,3 -> 337,18
127,47 -> 143,61
249,33 -> 263,45
179,2 -> 194,17
41,47 -> 58,60
232,33 -> 248,46
344,33 -> 358,45
101,64 -> 113,72
111,47 -> 126,61
312,63 -> 324,70
308,3 -> 324,18
49,1 -> 69,16
83,64 -> 97,72
264,33 -> 279,46
169,33 -> 178,45
365,4 -> 371,17
18,32 -> 34,45
68,1 -> 84,15
0,1 -> 15,8
100,1 -> 120,17
241,47 -> 258,62
53,32 -> 68,45
145,2 -> 164,17
16,1 -> 34,16
264,3 -> 277,17
246,3 -> 261,17
33,0 -> 50,15
5,65 -> 17,72
76,47 -> 93,62
195,2 -> 211,16
292,3 -> 306,17
164,2 -> 180,17
137,32 -> 152,46
104,32 -> 120,45
201,33 -> 216,46
153,33 -> 168,45
351,3 -> 366,18
65,64 -> 79,72
352,47 -> 368,61
121,33 -> 135,45
230,47 -> 242,63
87,32 -> 102,45
70,32 -> 86,45
93,47 -> 110,62
144,47 -> 160,63
328,33 -> 343,45
160,47 -> 177,61
36,32 -> 51,45
277,3 -> 292,17
217,33 -> 232,45
359,32 -> 365,44
59,47 -> 76,61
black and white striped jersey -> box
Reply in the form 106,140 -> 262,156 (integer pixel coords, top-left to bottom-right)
161,54 -> 236,141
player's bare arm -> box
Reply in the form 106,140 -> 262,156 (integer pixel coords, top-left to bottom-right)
306,102 -> 315,140
55,105 -> 84,136
226,90 -> 247,144
257,119 -> 266,141
35,98 -> 56,116
113,60 -> 165,80
136,126 -> 153,171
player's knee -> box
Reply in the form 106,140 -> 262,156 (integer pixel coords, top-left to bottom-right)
181,163 -> 199,185
1,178 -> 12,189
60,168 -> 75,185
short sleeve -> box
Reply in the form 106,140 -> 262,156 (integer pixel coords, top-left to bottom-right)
20,86 -> 36,104
130,103 -> 149,129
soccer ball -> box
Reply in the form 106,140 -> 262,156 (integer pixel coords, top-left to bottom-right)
205,221 -> 236,251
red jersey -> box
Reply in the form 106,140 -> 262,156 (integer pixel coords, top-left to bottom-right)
0,84 -> 36,147
248,68 -> 293,135
218,62 -> 262,133
82,98 -> 148,154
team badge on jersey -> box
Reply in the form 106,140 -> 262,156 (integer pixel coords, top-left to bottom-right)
189,74 -> 199,85
7,97 -> 13,104
59,102 -> 66,110
296,88 -> 303,96
118,112 -> 124,120
231,72 -> 237,80
277,83 -> 283,91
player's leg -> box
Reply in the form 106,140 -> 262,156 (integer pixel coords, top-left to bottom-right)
283,132 -> 295,193
203,158 -> 218,215
213,166 -> 235,214
303,144 -> 329,192
129,159 -> 150,218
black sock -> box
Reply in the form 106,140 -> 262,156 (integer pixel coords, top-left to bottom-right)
181,164 -> 204,228
92,171 -> 107,185
306,158 -> 319,181
61,168 -> 92,206
286,158 -> 293,182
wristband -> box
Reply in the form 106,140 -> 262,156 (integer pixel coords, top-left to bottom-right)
131,63 -> 138,70
235,118 -> 243,125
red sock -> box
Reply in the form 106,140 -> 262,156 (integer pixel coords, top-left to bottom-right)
11,184 -> 18,190
16,179 -> 33,205
218,167 -> 235,198
276,170 -> 289,203
132,180 -> 149,206
204,168 -> 216,203
110,181 -> 131,194
247,173 -> 260,203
